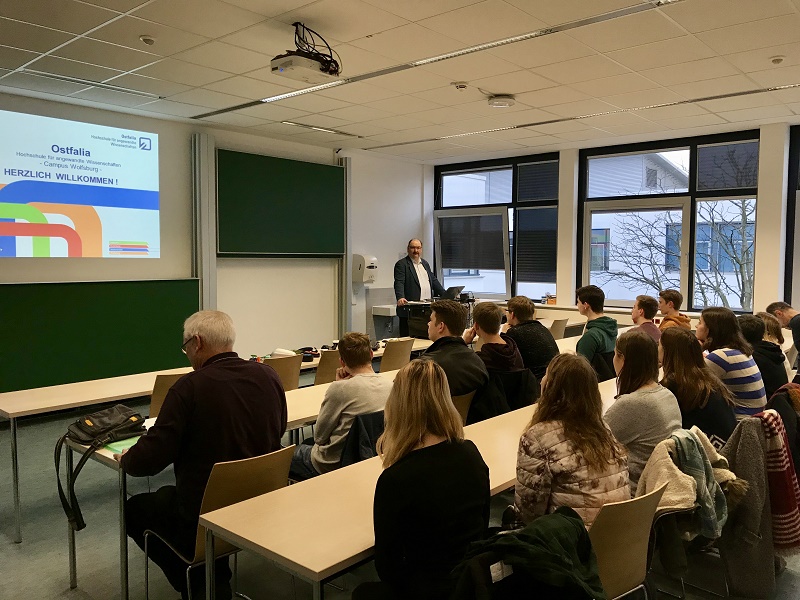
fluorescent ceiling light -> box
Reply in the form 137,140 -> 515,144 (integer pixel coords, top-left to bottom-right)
281,121 -> 361,137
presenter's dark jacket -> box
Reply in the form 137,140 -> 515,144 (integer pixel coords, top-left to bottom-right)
424,337 -> 490,396
120,352 -> 288,522
393,256 -> 447,307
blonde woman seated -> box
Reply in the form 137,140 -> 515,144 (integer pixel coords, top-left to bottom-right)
353,359 -> 490,600
514,353 -> 629,528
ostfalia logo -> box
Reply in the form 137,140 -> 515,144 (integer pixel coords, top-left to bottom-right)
139,137 -> 151,150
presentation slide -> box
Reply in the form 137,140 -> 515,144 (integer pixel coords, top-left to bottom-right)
0,110 -> 159,258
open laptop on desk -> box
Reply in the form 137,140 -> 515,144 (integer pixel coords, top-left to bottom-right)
436,285 -> 465,300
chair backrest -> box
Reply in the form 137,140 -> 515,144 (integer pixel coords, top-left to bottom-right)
193,445 -> 294,562
314,349 -> 340,386
339,411 -> 385,467
379,338 -> 414,373
265,353 -> 303,391
452,390 -> 477,425
149,373 -> 184,419
548,318 -> 568,340
492,368 -> 540,410
588,483 -> 667,599
787,344 -> 798,370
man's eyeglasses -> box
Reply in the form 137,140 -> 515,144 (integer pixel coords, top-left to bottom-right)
181,336 -> 193,354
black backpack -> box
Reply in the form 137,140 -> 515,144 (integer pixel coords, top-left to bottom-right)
54,404 -> 145,531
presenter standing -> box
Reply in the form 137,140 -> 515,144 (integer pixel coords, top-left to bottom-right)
394,239 -> 446,336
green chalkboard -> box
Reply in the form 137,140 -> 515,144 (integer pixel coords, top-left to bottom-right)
216,149 -> 345,255
0,279 -> 199,392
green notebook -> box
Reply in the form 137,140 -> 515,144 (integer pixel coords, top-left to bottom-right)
104,437 -> 141,454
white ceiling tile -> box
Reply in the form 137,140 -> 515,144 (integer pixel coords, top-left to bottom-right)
568,11 -> 685,53
0,0 -> 118,34
696,15 -> 800,55
665,0 -> 796,33
418,0 -> 548,46
316,81 -> 399,103
716,104 -> 794,123
168,88 -> 249,109
479,127 -> 549,140
452,136 -> 525,151
456,102 -> 554,123
579,112 -> 652,129
199,112 -> 271,127
135,59 -> 231,86
606,36 -> 718,72
639,103 -> 710,120
69,87 -> 152,107
204,76 -> 293,99
0,46 -> 39,70
747,65 -> 800,88
82,0 -> 147,11
89,16 -> 209,56
786,102 -> 800,116
320,104 -> 394,122
330,43 -> 398,77
423,53 -> 522,82
640,58 -> 741,87
25,55 -> 122,83
213,0 -> 318,19
556,128 -> 614,142
515,86 -> 590,108
283,130 -> 353,143
235,103 -> 310,121
533,55 -> 629,84
369,68 -> 453,94
360,0 -> 483,21
544,98 -> 618,118
412,84 -> 487,106
670,75 -> 761,100
598,121 -> 668,137
506,0 -> 641,25
138,98 -> 214,117
488,34 -> 595,69
600,88 -> 684,110
276,0 -> 409,43
219,20 -> 299,57
272,94 -> 353,113
724,44 -> 800,73
104,73 -> 191,97
290,113 -> 352,128
652,113 -> 728,129
365,114 -> 436,131
249,121 -> 310,135
529,120 -> 592,134
445,115 -> 507,132
512,133 -> 561,146
411,105 -> 481,124
0,18 -> 74,53
55,38 -> 159,71
133,0 -> 267,38
571,73 -> 658,97
173,42 -> 273,74
349,23 -> 463,63
335,122 -> 393,136
468,70 -> 555,95
0,71 -> 88,95
770,87 -> 800,104
366,129 -> 444,144
362,95 -> 442,115
697,93 -> 784,113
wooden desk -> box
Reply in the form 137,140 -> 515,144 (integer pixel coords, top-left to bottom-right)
0,366 -> 191,543
200,406 -> 534,599
299,338 -> 432,371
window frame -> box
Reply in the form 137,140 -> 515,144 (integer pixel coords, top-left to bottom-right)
433,206 -> 511,300
578,130 -> 759,313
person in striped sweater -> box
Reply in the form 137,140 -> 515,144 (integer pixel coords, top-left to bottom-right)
696,307 -> 766,418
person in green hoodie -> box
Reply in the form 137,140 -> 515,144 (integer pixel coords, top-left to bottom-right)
575,285 -> 618,381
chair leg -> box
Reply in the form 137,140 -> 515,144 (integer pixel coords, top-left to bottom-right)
186,564 -> 193,600
144,533 -> 150,600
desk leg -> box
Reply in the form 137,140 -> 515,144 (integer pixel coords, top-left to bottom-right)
313,582 -> 324,600
119,468 -> 128,600
66,447 -> 77,589
205,529 -> 216,600
10,417 -> 22,543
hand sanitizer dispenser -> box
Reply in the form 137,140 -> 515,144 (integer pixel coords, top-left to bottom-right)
353,254 -> 378,284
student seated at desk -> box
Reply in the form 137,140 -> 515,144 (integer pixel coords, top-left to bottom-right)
117,310 -> 287,600
659,327 -> 737,450
657,288 -> 692,331
757,311 -> 794,380
514,353 -> 629,528
289,332 -> 392,480
463,301 -> 524,371
604,329 -> 681,494
353,360 -> 490,600
502,295 -> 559,379
738,314 -> 789,399
575,285 -> 618,381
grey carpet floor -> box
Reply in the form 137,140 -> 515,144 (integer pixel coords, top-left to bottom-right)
1,394 -> 800,600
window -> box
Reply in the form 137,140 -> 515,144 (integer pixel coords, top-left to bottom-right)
441,168 -> 512,207
434,208 -> 510,298
518,161 -> 558,202
516,207 -> 557,299
697,141 -> 759,190
692,198 -> 756,311
584,201 -> 687,303
587,149 -> 689,198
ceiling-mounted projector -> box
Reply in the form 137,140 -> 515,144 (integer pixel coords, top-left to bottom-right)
271,50 -> 340,85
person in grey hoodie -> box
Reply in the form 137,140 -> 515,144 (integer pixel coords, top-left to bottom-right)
575,286 -> 618,379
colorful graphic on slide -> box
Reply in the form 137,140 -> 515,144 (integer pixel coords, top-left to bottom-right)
0,109 -> 159,258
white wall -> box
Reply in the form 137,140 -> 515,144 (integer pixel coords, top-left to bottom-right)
342,151 -> 428,333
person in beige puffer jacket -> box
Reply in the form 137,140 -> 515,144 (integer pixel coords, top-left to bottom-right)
514,353 -> 630,528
